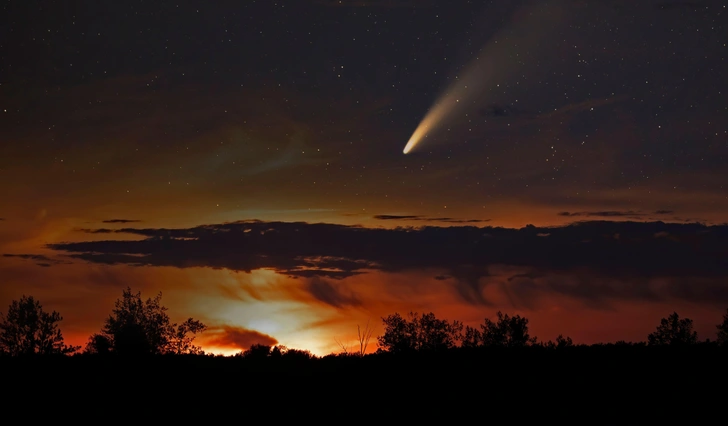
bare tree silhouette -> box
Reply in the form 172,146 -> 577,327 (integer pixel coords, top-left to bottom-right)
356,320 -> 374,356
334,320 -> 374,356
334,337 -> 350,355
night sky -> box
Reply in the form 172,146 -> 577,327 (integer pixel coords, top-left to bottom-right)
1,0 -> 727,355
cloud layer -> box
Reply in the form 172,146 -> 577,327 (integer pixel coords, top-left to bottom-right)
43,220 -> 728,308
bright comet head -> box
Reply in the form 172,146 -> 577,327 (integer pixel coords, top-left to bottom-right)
404,118 -> 432,154
403,128 -> 425,154
402,102 -> 449,154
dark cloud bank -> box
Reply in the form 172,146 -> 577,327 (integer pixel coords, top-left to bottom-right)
46,220 -> 728,307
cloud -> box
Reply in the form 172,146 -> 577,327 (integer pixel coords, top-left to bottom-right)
102,219 -> 142,224
76,228 -> 116,234
374,215 -> 421,220
373,215 -> 490,224
46,220 -> 728,306
2,253 -> 67,267
204,326 -> 278,351
557,210 -> 674,218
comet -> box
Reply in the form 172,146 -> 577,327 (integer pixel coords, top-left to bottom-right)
403,100 -> 452,154
402,0 -> 568,155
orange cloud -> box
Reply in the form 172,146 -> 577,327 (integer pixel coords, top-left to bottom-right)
204,326 -> 278,351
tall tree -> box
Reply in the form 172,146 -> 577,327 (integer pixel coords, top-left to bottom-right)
647,312 -> 698,346
0,295 -> 79,356
479,311 -> 538,348
715,309 -> 728,346
86,287 -> 206,355
377,312 -> 463,353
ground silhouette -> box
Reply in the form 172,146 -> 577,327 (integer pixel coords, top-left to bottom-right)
1,293 -> 727,423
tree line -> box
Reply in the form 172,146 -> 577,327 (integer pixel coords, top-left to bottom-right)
1,288 -> 728,357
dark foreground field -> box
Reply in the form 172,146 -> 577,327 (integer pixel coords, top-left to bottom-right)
3,345 -> 726,423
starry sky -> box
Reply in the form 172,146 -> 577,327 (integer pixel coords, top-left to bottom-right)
1,0 -> 727,355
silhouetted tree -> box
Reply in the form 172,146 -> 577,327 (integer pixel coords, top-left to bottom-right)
169,318 -> 207,355
377,312 -> 463,353
716,309 -> 728,346
647,312 -> 698,346
235,344 -> 314,361
545,334 -> 574,349
241,343 -> 272,360
478,311 -> 538,348
377,312 -> 412,353
461,325 -> 482,348
270,345 -> 284,359
86,287 -> 206,355
85,333 -> 112,355
0,295 -> 79,356
282,348 -> 315,361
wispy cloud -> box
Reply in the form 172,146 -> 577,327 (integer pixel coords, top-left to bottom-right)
102,219 -> 142,224
373,215 -> 490,224
305,277 -> 362,308
2,253 -> 67,267
557,210 -> 674,218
